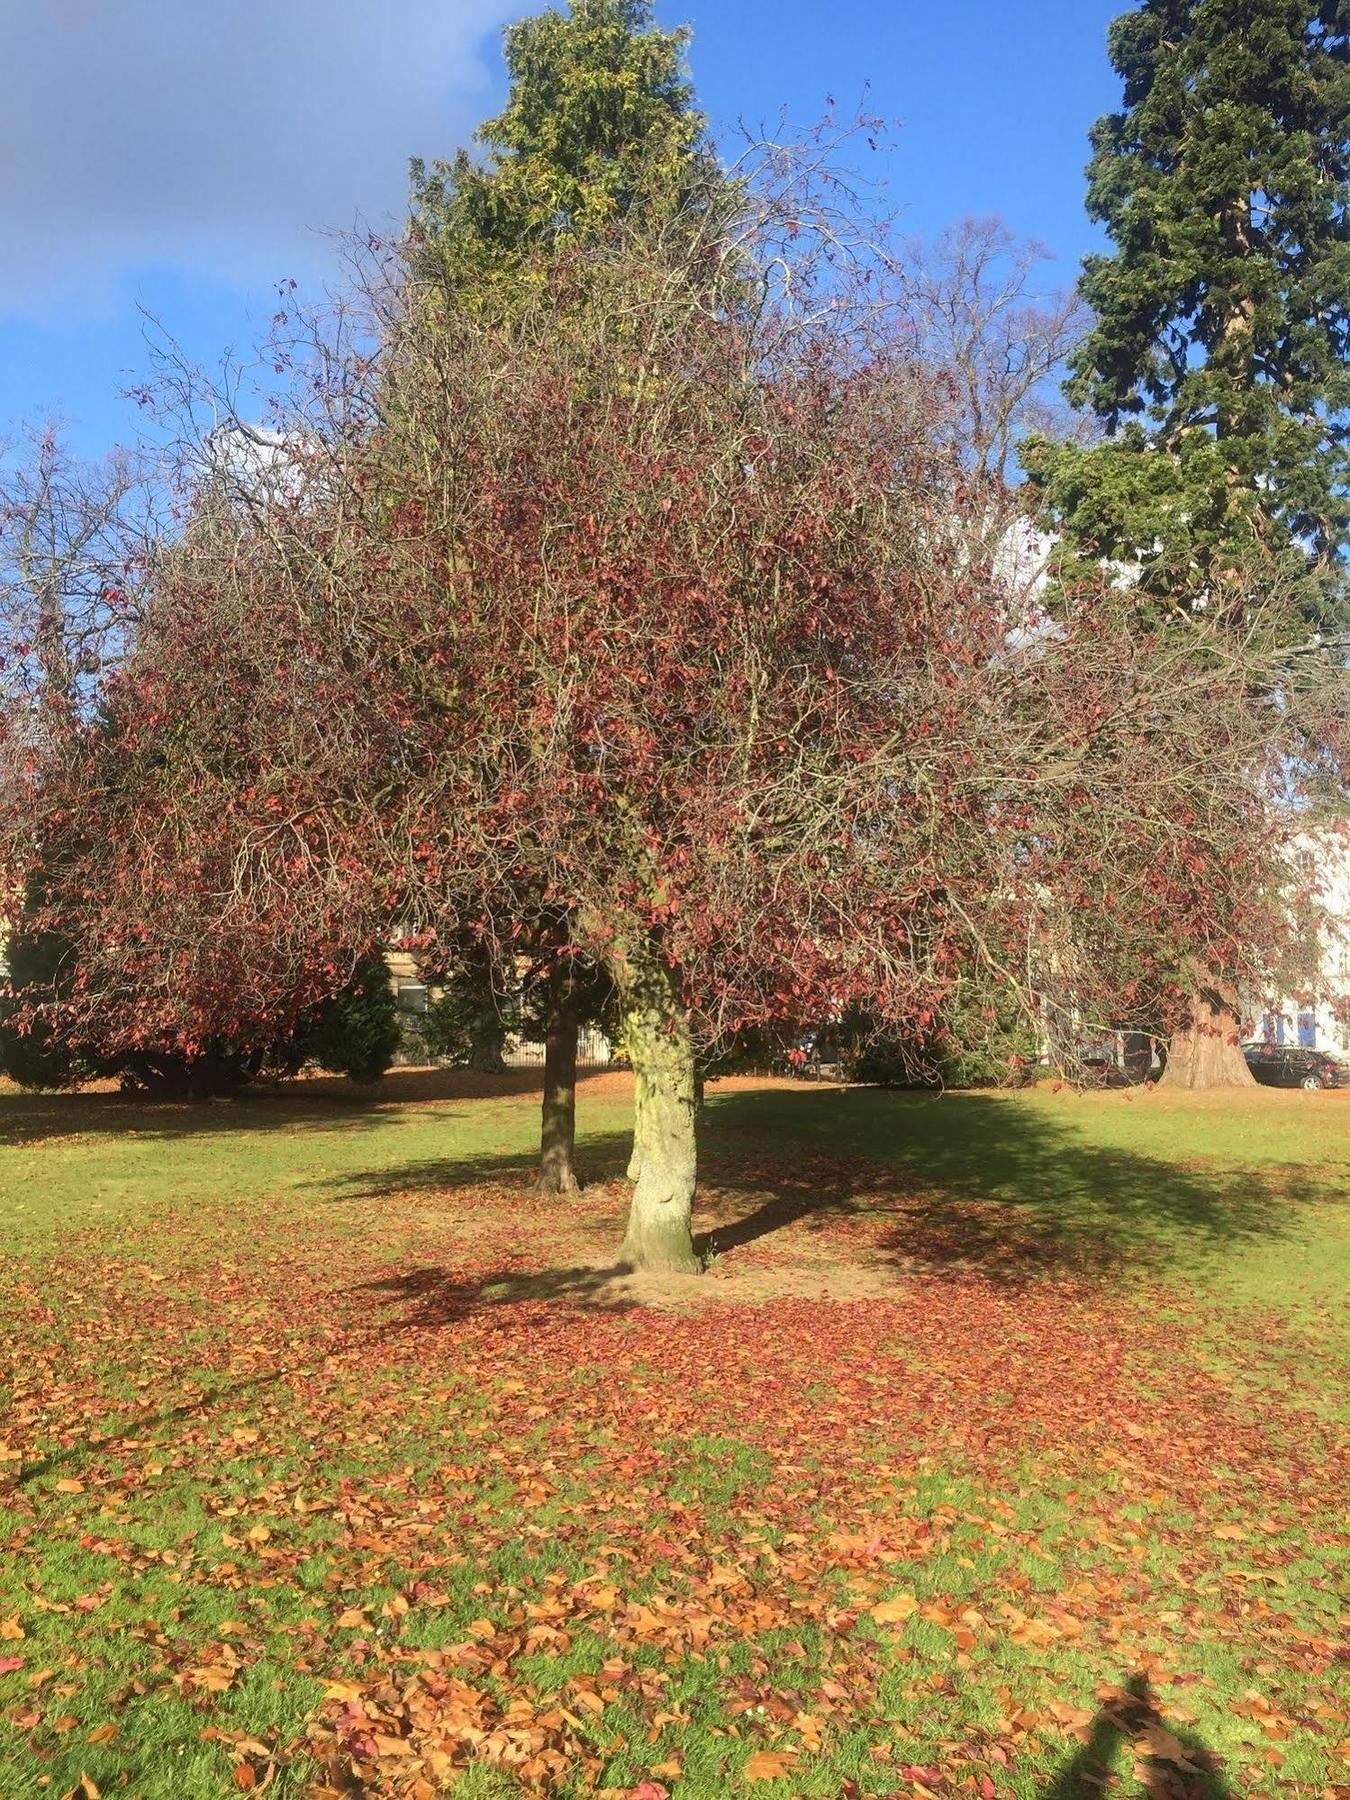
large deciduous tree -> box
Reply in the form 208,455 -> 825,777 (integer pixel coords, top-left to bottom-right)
3,170 -> 1333,1266
1027,0 -> 1350,1087
405,0 -> 720,1193
305,194 -> 1325,1265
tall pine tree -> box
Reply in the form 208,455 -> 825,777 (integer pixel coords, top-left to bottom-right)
1031,0 -> 1350,633
1029,0 -> 1350,1088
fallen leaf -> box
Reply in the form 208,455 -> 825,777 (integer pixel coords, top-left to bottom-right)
744,1748 -> 796,1780
1140,1725 -> 1202,1773
870,1593 -> 917,1624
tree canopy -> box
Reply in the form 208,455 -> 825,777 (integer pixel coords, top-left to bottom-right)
1029,0 -> 1350,631
3,175 -> 1329,1260
407,0 -> 711,300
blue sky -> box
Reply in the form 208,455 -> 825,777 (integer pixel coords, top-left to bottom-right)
0,0 -> 1121,461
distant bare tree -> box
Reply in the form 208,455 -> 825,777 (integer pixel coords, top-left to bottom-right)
901,216 -> 1090,489
0,430 -> 154,708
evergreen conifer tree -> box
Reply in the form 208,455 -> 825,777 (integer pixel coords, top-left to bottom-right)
1030,0 -> 1350,634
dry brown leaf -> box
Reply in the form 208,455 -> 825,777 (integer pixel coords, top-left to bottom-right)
743,1748 -> 796,1780
870,1594 -> 917,1624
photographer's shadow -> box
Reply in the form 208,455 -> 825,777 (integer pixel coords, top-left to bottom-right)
1040,1675 -> 1232,1798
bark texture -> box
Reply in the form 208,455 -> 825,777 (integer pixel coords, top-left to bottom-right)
625,1065 -> 647,1182
1161,985 -> 1256,1090
535,972 -> 581,1196
619,955 -> 699,1273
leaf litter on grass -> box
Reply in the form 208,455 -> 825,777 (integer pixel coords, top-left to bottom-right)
0,1139 -> 1346,1800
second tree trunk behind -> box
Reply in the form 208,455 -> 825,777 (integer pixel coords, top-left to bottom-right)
1161,983 -> 1256,1090
536,964 -> 581,1195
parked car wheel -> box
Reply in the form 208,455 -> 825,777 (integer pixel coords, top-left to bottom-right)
1301,1073 -> 1324,1091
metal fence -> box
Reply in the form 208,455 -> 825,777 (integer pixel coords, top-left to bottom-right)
501,1028 -> 614,1070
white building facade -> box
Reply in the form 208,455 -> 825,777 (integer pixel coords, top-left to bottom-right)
1254,823 -> 1350,1054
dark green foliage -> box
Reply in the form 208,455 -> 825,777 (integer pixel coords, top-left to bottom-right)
695,1026 -> 799,1082
0,923 -> 88,1090
932,994 -> 1041,1089
417,947 -> 614,1071
116,1045 -> 266,1100
409,0 -> 710,301
420,955 -> 519,1071
518,952 -> 616,1044
836,982 -> 1040,1090
834,1022 -> 937,1089
1029,0 -> 1350,628
299,958 -> 401,1085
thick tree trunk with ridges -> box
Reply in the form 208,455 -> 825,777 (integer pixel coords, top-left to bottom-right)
1161,984 -> 1255,1090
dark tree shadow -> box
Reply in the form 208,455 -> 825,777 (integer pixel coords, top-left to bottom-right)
356,1258 -> 644,1323
316,1085 -> 1318,1293
303,1129 -> 634,1205
1041,1675 -> 1233,1798
0,1065 -> 622,1149
693,1087 -> 1323,1278
7,1077 -> 1333,1321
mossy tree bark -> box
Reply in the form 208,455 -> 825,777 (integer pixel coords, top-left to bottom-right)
1160,981 -> 1256,1090
619,953 -> 699,1273
626,1065 -> 648,1182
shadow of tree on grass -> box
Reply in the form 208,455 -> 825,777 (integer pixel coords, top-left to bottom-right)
315,1086 -> 1317,1290
357,1258 -> 644,1322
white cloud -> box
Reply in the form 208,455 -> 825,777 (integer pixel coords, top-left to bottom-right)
0,0 -> 521,315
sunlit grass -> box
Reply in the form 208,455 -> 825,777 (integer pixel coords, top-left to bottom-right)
2,1075 -> 1345,1797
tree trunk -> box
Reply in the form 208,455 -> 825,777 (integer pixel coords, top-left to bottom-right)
536,971 -> 581,1196
619,956 -> 700,1274
1161,984 -> 1255,1090
626,1065 -> 647,1181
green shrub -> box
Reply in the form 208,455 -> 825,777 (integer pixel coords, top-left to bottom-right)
0,924 -> 92,1090
420,964 -> 517,1069
836,981 -> 1039,1089
301,958 -> 402,1084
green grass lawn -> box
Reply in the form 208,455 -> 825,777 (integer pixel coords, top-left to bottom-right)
2,1073 -> 1347,1799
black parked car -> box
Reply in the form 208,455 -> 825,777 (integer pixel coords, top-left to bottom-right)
1242,1042 -> 1349,1090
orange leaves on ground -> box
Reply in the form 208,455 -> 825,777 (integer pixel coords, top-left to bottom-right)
869,1592 -> 917,1625
3,1140 -> 1347,1798
741,1747 -> 798,1780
